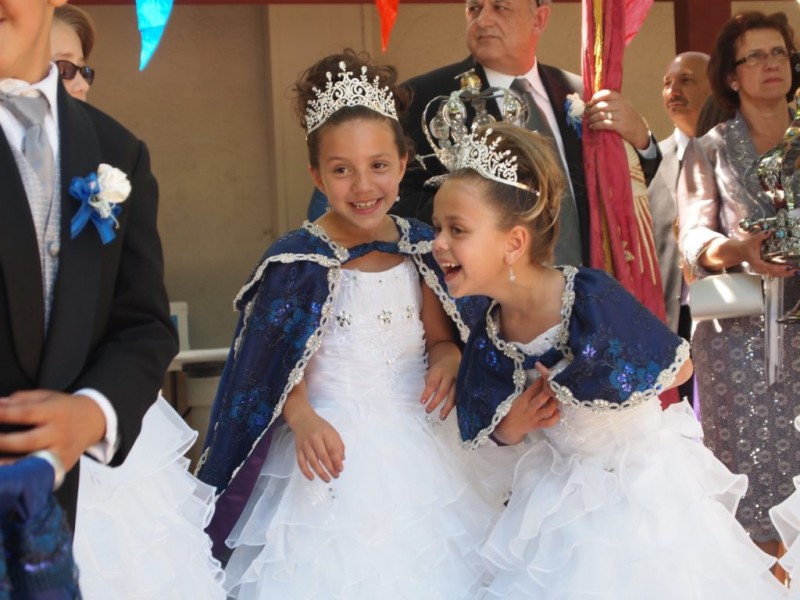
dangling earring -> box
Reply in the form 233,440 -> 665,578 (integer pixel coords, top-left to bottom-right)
509,266 -> 516,283
395,195 -> 400,204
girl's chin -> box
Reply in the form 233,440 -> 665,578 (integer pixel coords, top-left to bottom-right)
444,281 -> 470,299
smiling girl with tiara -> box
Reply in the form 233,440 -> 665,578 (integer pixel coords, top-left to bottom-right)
431,122 -> 787,598
196,50 -> 514,599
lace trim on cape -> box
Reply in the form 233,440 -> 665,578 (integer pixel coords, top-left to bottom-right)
463,267 -> 691,449
209,215 -> 469,483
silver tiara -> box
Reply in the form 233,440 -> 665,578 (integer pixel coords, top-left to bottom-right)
446,128 -> 532,192
419,70 -> 532,192
305,61 -> 398,134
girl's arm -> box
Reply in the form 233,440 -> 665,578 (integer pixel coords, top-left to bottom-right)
283,379 -> 345,482
418,283 -> 461,420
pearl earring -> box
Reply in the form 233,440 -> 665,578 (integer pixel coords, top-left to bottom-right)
509,266 -> 516,283
731,83 -> 739,92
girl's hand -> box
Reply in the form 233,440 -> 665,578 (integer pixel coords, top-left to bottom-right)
493,369 -> 559,445
421,352 -> 458,420
287,409 -> 345,483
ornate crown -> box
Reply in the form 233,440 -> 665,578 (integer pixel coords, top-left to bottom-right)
419,70 -> 532,192
305,61 -> 398,134
446,128 -> 532,192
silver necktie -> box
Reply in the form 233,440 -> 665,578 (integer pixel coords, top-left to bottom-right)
0,91 -> 55,201
511,77 -> 582,266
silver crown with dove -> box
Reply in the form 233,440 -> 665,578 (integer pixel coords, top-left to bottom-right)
419,70 -> 533,192
305,61 -> 398,134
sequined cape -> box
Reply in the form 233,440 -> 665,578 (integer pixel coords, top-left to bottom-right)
197,216 -> 486,493
0,457 -> 80,599
456,266 -> 691,449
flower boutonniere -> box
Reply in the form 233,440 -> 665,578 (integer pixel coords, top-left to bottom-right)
69,164 -> 131,244
564,93 -> 586,139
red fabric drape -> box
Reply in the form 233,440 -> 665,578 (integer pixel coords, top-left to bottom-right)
581,0 -> 663,316
581,0 -> 679,406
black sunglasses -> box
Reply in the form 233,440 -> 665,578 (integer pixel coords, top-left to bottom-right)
55,60 -> 95,86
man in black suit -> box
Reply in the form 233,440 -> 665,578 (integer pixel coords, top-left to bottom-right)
396,0 -> 660,267
0,0 -> 178,524
647,51 -> 709,405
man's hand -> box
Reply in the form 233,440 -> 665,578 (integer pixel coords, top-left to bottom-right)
0,391 -> 106,471
586,89 -> 651,150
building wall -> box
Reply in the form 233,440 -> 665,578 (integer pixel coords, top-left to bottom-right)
80,1 -> 799,349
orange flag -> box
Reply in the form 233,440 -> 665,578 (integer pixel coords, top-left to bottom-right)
375,0 -> 399,52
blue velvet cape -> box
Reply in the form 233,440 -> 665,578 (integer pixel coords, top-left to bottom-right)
456,266 -> 691,448
197,216 -> 486,492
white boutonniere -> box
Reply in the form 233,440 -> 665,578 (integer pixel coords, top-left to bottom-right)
564,93 -> 586,139
69,164 -> 132,244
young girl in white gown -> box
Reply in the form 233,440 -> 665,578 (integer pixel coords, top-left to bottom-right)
431,122 -> 787,599
196,50 -> 508,599
73,397 -> 226,599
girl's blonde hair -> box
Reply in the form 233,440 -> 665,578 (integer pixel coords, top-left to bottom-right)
450,122 -> 564,264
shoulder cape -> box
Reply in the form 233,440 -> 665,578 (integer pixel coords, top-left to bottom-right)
197,216 -> 487,491
456,266 -> 690,449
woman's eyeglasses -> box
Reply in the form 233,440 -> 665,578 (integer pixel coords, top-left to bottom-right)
55,60 -> 95,86
733,47 -> 791,68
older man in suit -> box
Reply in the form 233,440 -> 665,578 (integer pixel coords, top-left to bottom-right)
0,0 -> 178,525
647,51 -> 710,405
395,0 -> 659,267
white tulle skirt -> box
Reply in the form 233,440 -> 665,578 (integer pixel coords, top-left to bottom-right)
480,400 -> 786,599
770,415 -> 800,598
73,397 -> 226,599
223,401 -> 508,600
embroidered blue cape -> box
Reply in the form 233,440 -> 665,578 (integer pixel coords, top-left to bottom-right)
197,217 -> 486,492
456,267 -> 691,448
0,457 -> 80,599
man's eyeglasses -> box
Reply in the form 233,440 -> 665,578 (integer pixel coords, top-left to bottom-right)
55,60 -> 95,86
733,47 -> 791,68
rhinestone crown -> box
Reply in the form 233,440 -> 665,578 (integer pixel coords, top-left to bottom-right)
305,61 -> 398,134
444,128 -> 532,192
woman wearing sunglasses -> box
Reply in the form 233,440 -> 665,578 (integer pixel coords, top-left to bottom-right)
51,5 -> 96,102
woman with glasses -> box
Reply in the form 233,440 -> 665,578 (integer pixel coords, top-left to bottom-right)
677,11 -> 800,568
51,5 -> 95,101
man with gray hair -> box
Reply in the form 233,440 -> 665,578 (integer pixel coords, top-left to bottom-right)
396,0 -> 660,267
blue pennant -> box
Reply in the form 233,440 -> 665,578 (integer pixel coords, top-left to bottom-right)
136,0 -> 174,71
69,175 -> 122,245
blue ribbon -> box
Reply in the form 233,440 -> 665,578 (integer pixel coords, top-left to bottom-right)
564,97 -> 583,140
136,0 -> 174,71
69,174 -> 122,245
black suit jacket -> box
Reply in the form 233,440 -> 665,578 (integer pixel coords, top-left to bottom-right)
395,56 -> 660,267
647,135 -> 683,332
0,83 -> 178,522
